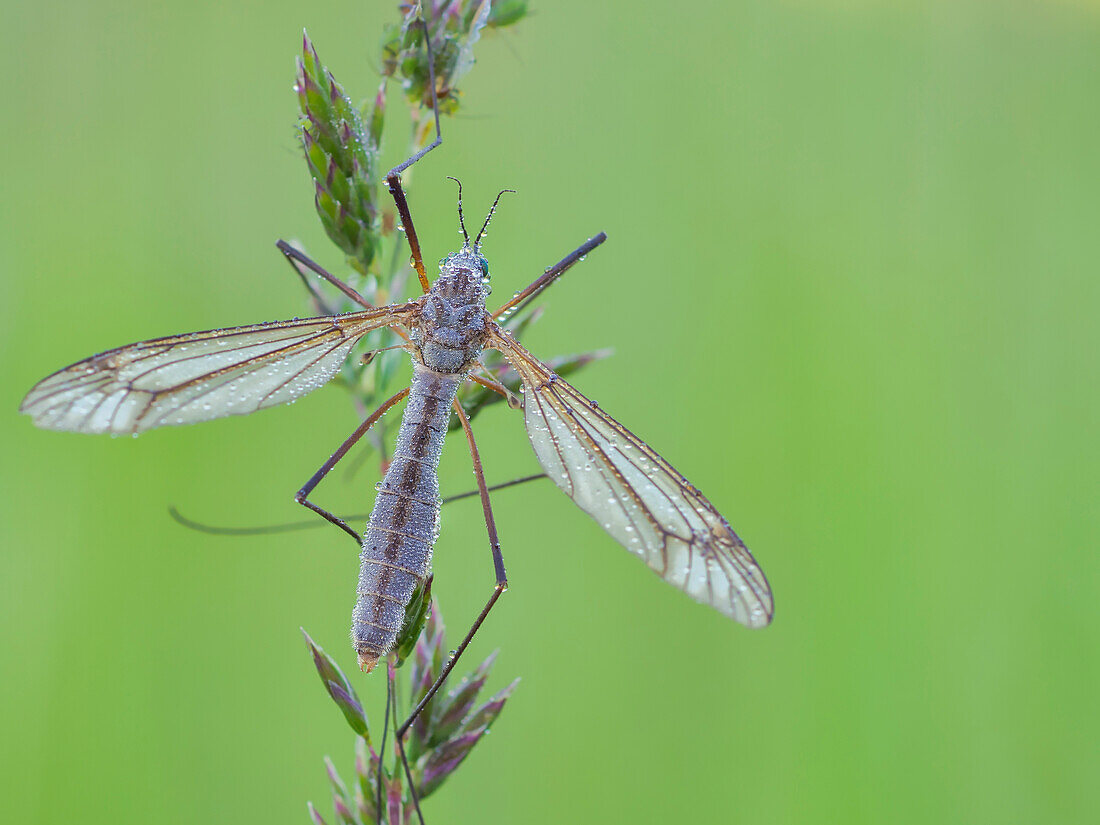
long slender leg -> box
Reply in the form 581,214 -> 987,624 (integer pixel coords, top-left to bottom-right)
386,17 -> 444,295
442,472 -> 546,505
276,239 -> 374,309
397,399 -> 508,738
168,473 -> 547,536
376,675 -> 392,823
493,232 -> 608,319
295,387 -> 410,544
277,242 -> 336,316
390,659 -> 426,825
492,232 -> 608,319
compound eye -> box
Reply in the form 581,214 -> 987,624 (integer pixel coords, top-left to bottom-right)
477,255 -> 490,278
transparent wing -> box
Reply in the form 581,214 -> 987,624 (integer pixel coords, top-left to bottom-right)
490,329 -> 773,628
21,303 -> 417,434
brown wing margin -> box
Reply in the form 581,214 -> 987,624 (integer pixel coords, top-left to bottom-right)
487,327 -> 773,628
20,302 -> 418,435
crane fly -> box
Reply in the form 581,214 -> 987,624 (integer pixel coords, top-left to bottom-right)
19,23 -> 773,748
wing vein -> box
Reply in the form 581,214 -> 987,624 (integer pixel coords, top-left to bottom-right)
488,328 -> 773,627
21,304 -> 416,435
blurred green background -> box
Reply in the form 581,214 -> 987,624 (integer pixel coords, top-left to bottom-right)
2,0 -> 1097,822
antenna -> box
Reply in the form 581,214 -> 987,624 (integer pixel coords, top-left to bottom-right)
446,176 -> 470,246
474,189 -> 516,250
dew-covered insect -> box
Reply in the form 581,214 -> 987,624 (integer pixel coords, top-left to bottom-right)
21,18 -> 772,749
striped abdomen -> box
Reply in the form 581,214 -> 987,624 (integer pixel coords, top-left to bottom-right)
353,367 -> 461,671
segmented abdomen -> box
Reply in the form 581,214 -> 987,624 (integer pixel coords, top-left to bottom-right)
352,367 -> 461,671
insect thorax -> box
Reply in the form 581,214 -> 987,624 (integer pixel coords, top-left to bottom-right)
412,247 -> 491,373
